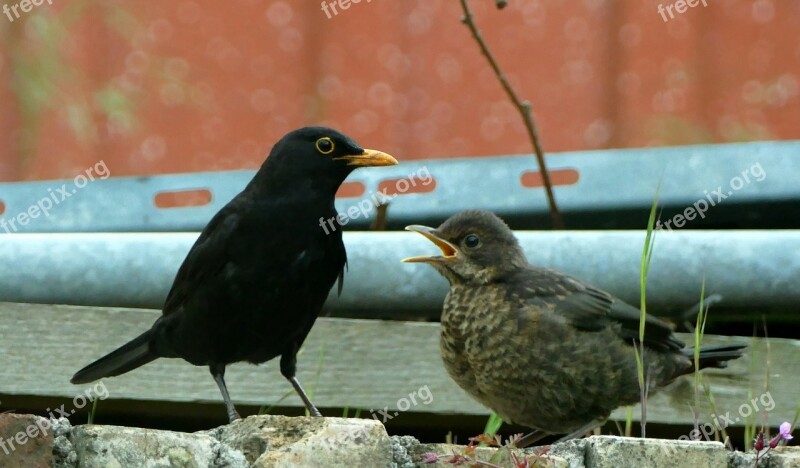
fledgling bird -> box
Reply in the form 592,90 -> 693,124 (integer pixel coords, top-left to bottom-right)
404,210 -> 745,443
71,127 -> 397,422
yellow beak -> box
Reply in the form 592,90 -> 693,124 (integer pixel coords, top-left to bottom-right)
334,149 -> 398,167
402,225 -> 459,263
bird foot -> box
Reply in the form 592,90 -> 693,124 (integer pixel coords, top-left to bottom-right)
227,410 -> 242,423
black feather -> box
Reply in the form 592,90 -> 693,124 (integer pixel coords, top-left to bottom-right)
686,344 -> 748,369
71,330 -> 156,384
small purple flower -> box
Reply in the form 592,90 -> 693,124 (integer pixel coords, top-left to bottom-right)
769,422 -> 793,449
779,422 -> 794,441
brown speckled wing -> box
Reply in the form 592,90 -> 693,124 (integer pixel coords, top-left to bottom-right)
511,266 -> 684,352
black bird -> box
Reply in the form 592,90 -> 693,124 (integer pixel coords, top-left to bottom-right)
72,127 -> 397,422
404,210 -> 745,444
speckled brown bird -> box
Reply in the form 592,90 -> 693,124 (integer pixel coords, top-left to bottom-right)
403,210 -> 745,443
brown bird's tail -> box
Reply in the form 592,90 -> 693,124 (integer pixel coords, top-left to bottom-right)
71,330 -> 157,384
685,344 -> 747,370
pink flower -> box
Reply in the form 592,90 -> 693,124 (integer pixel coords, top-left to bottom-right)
779,422 -> 794,441
769,422 -> 793,449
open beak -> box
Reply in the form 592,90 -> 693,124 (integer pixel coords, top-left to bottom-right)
402,225 -> 459,263
334,148 -> 398,167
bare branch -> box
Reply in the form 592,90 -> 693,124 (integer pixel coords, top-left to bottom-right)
459,0 -> 564,229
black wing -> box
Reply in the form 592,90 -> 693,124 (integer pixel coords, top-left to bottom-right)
162,195 -> 346,317
162,200 -> 245,315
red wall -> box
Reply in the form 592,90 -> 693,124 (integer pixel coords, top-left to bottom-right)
0,0 -> 798,181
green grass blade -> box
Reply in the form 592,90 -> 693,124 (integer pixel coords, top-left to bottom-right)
693,277 -> 708,428
340,407 -> 363,418
639,185 -> 660,340
259,388 -> 295,415
636,185 -> 660,437
624,406 -> 633,437
701,378 -> 726,442
88,397 -> 98,424
483,412 -> 503,437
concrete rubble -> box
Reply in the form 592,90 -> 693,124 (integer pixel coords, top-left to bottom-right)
0,413 -> 797,467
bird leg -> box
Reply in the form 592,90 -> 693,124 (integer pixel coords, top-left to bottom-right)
555,419 -> 605,443
515,429 -> 549,448
288,376 -> 323,417
280,351 -> 322,417
210,364 -> 241,423
516,420 -> 604,448
677,294 -> 723,332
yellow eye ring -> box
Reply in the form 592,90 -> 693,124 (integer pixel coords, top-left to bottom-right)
316,137 -> 335,154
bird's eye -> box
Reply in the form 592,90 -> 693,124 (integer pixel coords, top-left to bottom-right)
315,137 -> 335,154
463,234 -> 481,249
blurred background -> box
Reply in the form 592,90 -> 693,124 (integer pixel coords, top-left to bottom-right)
1,0 -> 799,452
0,0 -> 798,181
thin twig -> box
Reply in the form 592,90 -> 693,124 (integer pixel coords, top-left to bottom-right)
459,0 -> 564,229
370,203 -> 389,230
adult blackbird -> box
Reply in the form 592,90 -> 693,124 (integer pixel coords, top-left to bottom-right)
72,127 -> 397,422
403,210 -> 745,443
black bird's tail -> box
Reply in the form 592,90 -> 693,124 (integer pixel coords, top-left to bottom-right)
685,344 -> 747,370
71,330 -> 157,384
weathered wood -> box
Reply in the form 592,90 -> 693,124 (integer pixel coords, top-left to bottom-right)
0,302 -> 797,429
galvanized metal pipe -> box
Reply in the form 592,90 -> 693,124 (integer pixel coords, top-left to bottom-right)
0,231 -> 797,317
0,141 -> 798,232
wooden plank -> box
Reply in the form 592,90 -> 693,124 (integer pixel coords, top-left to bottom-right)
0,302 -> 797,429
